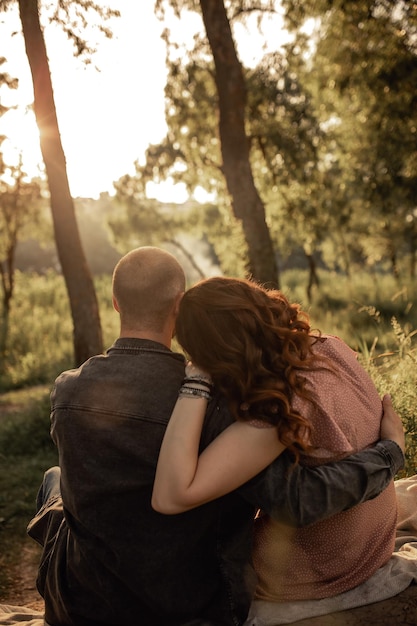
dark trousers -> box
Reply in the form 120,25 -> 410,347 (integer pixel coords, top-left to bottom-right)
27,466 -> 63,546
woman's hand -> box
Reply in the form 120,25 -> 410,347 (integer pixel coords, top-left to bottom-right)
185,361 -> 212,384
380,394 -> 405,454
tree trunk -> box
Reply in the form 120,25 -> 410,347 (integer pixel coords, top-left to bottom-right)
199,0 -> 279,286
18,0 -> 103,365
305,252 -> 319,303
0,174 -> 19,367
389,245 -> 400,282
169,239 -> 206,279
0,260 -> 12,370
409,229 -> 416,279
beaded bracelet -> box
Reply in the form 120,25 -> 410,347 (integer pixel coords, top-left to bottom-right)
182,377 -> 213,391
178,385 -> 212,401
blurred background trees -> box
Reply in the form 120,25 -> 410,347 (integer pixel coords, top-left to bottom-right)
0,5 -> 415,600
3,0 -> 416,286
0,0 -> 415,371
112,0 -> 415,295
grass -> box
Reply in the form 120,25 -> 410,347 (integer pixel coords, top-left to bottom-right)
0,270 -> 120,391
0,389 -> 58,600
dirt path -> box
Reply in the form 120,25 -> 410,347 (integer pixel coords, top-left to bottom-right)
0,385 -> 49,611
4,541 -> 44,611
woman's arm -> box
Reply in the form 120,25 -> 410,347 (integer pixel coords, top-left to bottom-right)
152,376 -> 286,514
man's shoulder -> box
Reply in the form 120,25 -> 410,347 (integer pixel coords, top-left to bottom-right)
53,354 -> 104,386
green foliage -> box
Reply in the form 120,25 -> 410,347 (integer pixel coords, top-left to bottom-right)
283,0 -> 417,274
358,321 -> 417,477
138,1 -> 417,282
286,270 -> 416,350
0,391 -> 53,456
0,271 -> 73,390
0,56 -> 18,148
0,389 -> 58,599
0,271 -> 119,392
112,181 -> 248,277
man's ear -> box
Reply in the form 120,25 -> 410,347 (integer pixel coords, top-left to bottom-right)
112,295 -> 120,313
173,291 -> 184,317
171,292 -> 184,339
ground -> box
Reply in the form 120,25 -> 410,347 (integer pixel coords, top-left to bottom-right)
3,542 -> 44,612
0,387 -> 48,613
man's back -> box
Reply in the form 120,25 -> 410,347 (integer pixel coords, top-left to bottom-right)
40,338 -> 252,626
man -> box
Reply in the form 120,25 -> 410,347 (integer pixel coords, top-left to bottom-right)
28,247 -> 404,626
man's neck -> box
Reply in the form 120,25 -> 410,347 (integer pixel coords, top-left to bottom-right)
118,328 -> 172,349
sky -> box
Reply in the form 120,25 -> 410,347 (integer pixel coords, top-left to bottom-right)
0,2 -> 288,201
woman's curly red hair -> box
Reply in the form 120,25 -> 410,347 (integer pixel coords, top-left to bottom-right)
175,276 -> 324,457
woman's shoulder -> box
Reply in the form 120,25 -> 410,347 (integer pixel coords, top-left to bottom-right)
311,333 -> 357,360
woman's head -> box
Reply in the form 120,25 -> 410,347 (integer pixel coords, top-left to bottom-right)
176,276 -> 315,451
176,276 -> 309,367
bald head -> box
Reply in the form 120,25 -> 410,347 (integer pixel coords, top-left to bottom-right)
112,247 -> 186,335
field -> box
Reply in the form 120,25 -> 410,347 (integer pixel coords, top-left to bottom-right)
0,268 -> 416,603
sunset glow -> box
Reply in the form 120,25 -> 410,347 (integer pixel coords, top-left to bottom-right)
0,3 -> 287,201
0,107 -> 43,178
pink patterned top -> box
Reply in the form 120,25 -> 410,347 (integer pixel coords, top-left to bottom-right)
252,335 -> 397,601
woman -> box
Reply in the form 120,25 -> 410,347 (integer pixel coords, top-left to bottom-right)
152,276 -> 398,601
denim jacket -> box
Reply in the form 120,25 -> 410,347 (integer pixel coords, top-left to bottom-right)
34,338 -> 403,626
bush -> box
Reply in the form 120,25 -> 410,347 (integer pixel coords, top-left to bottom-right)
358,318 -> 417,476
0,392 -> 54,457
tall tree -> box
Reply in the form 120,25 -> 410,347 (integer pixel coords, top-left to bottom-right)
198,0 -> 279,285
130,4 -> 322,284
17,0 -> 103,364
155,0 -> 279,285
12,0 -> 120,364
120,43 -> 249,277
